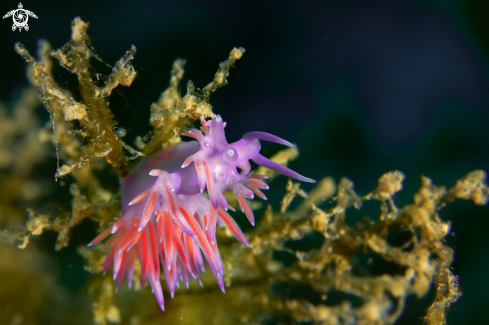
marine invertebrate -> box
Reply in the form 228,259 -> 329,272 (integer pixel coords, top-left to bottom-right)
88,115 -> 315,310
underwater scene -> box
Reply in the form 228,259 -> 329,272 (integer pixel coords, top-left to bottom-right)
0,0 -> 488,324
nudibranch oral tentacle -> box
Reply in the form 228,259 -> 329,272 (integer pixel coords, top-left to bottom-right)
89,115 -> 315,311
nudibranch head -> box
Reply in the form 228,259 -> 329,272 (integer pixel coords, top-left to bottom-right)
88,115 -> 315,311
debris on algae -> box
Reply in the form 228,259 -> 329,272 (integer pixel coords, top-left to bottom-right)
0,16 -> 487,325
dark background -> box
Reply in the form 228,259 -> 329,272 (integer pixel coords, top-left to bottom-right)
0,0 -> 488,324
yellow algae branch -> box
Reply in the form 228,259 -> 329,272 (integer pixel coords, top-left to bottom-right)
144,47 -> 245,155
50,19 -> 138,176
16,17 -> 138,179
214,170 -> 488,325
16,17 -> 246,167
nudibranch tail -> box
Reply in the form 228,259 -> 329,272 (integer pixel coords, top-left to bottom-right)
90,114 -> 315,311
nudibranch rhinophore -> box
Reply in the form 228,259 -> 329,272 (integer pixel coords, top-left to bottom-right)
88,115 -> 315,310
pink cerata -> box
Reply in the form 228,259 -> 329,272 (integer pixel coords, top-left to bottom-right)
88,115 -> 315,310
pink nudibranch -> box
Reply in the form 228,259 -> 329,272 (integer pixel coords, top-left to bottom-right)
88,115 -> 315,310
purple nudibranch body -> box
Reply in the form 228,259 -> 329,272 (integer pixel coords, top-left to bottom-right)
89,115 -> 315,310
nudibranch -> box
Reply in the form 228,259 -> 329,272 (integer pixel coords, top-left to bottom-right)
88,115 -> 315,310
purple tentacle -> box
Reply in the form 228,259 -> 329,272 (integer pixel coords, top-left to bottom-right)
243,131 -> 296,148
237,160 -> 251,175
210,115 -> 229,151
251,153 -> 316,183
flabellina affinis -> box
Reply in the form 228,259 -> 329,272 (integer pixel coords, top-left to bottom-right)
88,115 -> 315,310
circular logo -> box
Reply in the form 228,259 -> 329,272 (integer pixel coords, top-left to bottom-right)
3,3 -> 38,32
13,9 -> 28,28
